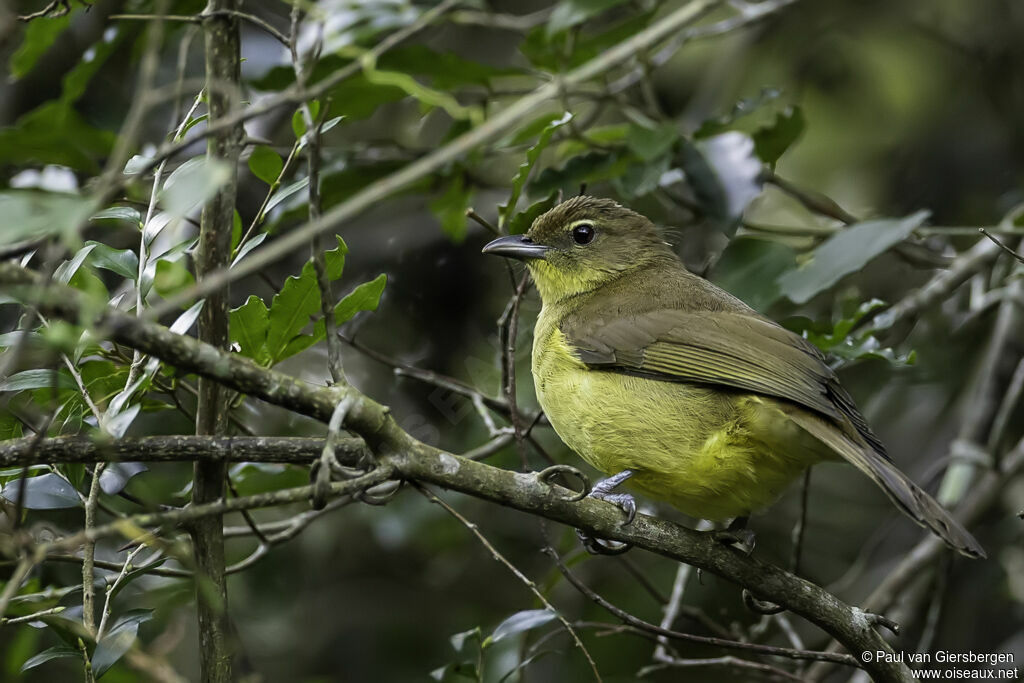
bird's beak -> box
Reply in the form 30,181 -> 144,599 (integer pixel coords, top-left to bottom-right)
481,235 -> 550,261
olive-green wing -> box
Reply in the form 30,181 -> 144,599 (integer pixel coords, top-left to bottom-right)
563,307 -> 986,558
561,308 -> 887,457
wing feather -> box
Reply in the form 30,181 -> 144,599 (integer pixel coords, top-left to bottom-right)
563,309 -> 884,454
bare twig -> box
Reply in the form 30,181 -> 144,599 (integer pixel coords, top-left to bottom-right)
82,463 -> 107,636
545,547 -> 859,668
979,228 -> 1024,264
418,486 -> 602,682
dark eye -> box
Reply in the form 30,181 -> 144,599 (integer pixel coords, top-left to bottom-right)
571,223 -> 596,245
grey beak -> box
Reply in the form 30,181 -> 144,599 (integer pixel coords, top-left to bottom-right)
481,235 -> 550,261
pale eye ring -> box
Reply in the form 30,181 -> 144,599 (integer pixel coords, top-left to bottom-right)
571,223 -> 596,245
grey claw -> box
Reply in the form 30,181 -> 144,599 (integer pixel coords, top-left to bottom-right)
575,529 -> 632,555
588,470 -> 636,524
592,492 -> 636,524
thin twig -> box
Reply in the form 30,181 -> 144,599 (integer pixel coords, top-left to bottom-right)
82,463 -> 107,636
418,486 -> 603,682
979,228 -> 1024,264
96,545 -> 149,639
546,548 -> 859,668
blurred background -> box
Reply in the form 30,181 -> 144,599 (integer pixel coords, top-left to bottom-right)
1,0 -> 1023,681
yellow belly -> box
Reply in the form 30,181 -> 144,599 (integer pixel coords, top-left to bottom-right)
532,322 -> 822,521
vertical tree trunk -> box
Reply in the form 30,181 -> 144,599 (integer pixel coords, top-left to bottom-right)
193,3 -> 241,681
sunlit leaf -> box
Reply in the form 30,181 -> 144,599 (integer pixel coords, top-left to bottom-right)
160,157 -> 231,218
486,609 -> 556,646
680,132 -> 763,235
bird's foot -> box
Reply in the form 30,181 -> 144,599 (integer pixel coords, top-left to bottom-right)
712,516 -> 756,553
588,470 -> 637,523
577,470 -> 636,555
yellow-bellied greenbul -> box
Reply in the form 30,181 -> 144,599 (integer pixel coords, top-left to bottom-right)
483,196 -> 984,558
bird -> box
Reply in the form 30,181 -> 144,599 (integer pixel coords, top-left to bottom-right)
482,195 -> 984,559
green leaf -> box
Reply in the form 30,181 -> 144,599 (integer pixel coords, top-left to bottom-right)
266,177 -> 309,214
323,236 -> 348,280
160,157 -> 231,218
530,150 -> 630,199
229,295 -> 271,365
231,209 -> 244,252
486,609 -> 557,646
507,193 -> 559,235
0,369 -> 76,392
232,232 -> 267,267
625,122 -> 679,161
377,45 -> 521,89
291,100 -> 321,139
0,473 -> 81,510
91,206 -> 141,224
523,11 -> 653,70
777,211 -> 930,304
0,410 -> 24,441
325,73 -> 407,120
334,273 -> 387,325
280,274 -> 388,363
54,244 -> 98,284
547,0 -> 631,36
0,26 -> 122,170
752,106 -> 804,165
613,155 -> 670,198
68,264 -> 108,302
711,237 -> 797,312
449,627 -> 482,654
266,262 -> 321,362
785,301 -> 915,367
248,145 -> 283,185
20,645 -> 80,672
0,191 -> 97,247
430,174 -> 472,243
84,242 -> 139,280
694,87 -> 784,139
499,112 -> 572,229
153,259 -> 195,299
92,609 -> 153,678
10,13 -> 73,79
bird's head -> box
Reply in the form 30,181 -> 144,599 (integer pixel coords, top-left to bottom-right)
482,195 -> 675,303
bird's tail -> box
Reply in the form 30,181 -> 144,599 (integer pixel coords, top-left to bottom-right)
787,410 -> 986,559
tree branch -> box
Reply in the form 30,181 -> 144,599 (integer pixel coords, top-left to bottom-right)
0,261 -> 920,682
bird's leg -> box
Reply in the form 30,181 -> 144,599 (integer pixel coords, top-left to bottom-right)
576,469 -> 636,555
712,515 -> 756,552
588,469 -> 637,523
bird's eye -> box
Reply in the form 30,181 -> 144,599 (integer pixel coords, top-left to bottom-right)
571,223 -> 596,245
